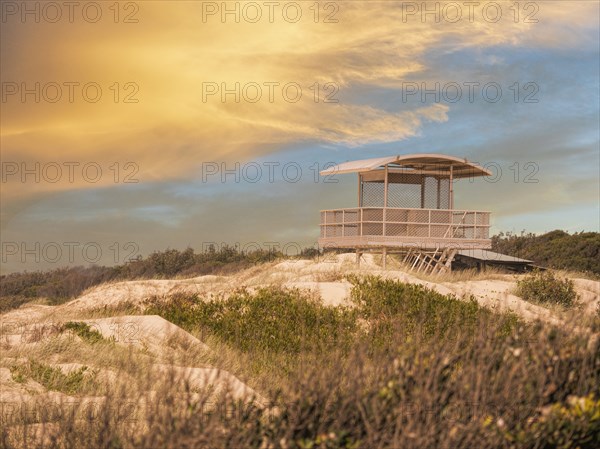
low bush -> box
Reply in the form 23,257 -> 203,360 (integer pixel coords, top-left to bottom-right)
0,266 -> 120,311
515,270 -> 578,307
3,276 -> 598,448
0,245 -> 306,312
491,394 -> 600,449
62,321 -> 106,344
9,360 -> 97,395
348,275 -> 521,348
492,230 -> 600,275
145,287 -> 358,355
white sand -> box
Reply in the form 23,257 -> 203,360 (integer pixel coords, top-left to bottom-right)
80,315 -> 211,354
2,252 -> 598,418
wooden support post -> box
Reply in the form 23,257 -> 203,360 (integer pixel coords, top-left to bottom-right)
382,247 -> 387,270
428,209 -> 431,238
384,165 -> 389,207
449,165 -> 454,210
356,249 -> 361,267
444,248 -> 457,272
436,177 -> 441,209
433,248 -> 448,274
420,175 -> 425,209
383,165 -> 388,237
358,174 -> 362,207
359,208 -> 363,237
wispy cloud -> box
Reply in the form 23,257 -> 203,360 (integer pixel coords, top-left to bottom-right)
1,1 -> 598,270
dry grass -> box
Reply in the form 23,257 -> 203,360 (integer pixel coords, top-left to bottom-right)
383,255 -> 509,283
2,267 -> 599,448
2,313 -> 598,449
78,301 -> 143,319
552,268 -> 600,282
311,268 -> 345,283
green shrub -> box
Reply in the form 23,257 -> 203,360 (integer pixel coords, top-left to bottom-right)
144,279 -> 520,358
492,230 -> 600,275
515,270 -> 578,307
3,277 -> 599,449
62,321 -> 106,344
0,245 -> 314,312
348,274 -> 519,347
491,394 -> 600,449
145,287 -> 358,354
0,266 -> 121,311
10,360 -> 97,394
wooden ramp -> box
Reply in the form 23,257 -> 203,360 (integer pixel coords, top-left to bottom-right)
402,248 -> 457,275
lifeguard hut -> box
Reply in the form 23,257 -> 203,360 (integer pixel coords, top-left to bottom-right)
318,154 -> 492,274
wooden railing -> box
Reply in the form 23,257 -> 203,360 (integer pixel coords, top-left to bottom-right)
320,207 -> 490,241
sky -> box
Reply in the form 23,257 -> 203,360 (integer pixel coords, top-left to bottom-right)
1,1 -> 599,272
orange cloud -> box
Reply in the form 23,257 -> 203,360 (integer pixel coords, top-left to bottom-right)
1,0 -> 597,227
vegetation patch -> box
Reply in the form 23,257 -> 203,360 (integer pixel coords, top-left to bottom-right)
62,321 -> 106,344
9,360 -> 97,394
145,287 -> 358,354
490,394 -> 600,449
515,270 -> 579,307
0,246 -> 308,313
3,275 -> 599,448
2,230 -> 597,314
492,230 -> 600,275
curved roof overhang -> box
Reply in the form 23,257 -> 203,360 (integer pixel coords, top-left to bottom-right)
320,153 -> 491,178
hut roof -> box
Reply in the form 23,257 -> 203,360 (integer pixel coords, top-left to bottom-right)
320,153 -> 492,178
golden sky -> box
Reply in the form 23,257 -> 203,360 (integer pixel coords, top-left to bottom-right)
1,1 -> 599,270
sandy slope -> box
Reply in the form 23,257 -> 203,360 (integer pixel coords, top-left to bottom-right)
2,252 -> 598,336
79,315 -> 212,354
1,253 -> 598,426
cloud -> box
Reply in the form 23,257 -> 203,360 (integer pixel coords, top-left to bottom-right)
1,1 -> 598,268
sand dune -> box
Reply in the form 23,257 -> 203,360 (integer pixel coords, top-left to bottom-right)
2,253 -> 598,329
1,253 -> 598,424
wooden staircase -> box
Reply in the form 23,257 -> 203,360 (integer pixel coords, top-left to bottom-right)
402,248 -> 457,275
